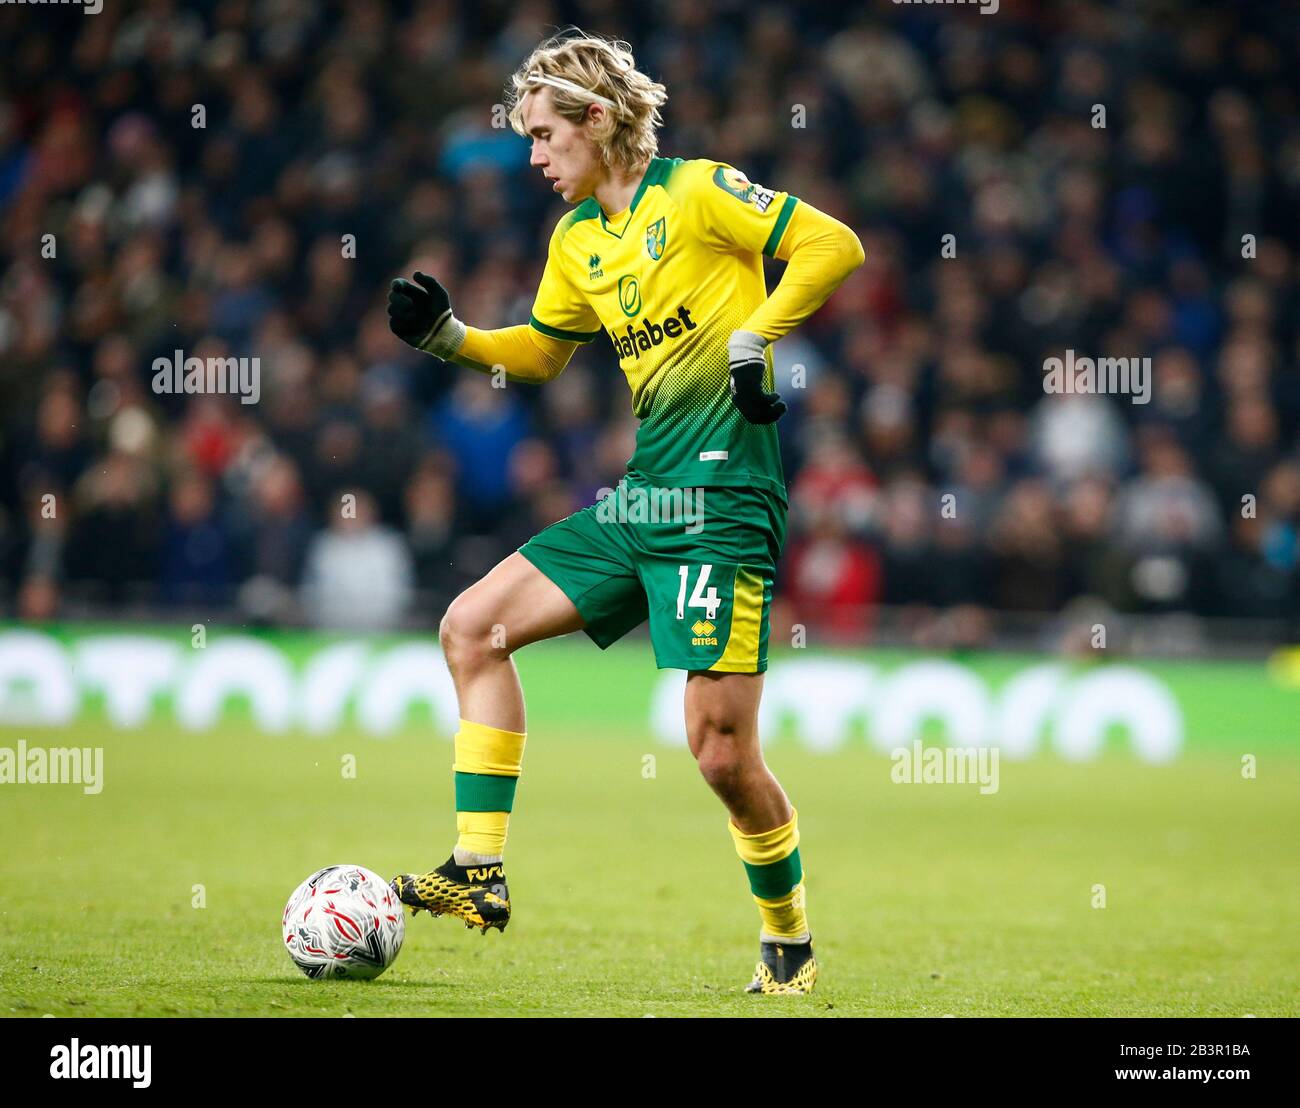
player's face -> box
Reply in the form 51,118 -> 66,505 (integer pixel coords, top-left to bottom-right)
523,89 -> 602,204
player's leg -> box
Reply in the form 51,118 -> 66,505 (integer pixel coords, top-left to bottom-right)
684,670 -> 789,830
392,552 -> 584,932
440,550 -> 587,864
439,550 -> 586,733
394,494 -> 648,934
684,670 -> 816,995
636,477 -> 811,991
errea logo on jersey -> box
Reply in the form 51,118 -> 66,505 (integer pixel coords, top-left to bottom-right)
607,305 -> 698,360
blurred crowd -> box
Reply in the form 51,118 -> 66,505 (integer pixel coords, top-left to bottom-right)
2,0 -> 1299,643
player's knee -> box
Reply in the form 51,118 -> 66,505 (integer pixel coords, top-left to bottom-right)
439,592 -> 506,674
692,726 -> 748,797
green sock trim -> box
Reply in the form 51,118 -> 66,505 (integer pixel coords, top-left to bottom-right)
455,771 -> 518,813
742,847 -> 803,899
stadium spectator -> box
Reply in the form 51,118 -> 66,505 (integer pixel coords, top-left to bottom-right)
300,488 -> 414,630
1,2 -> 1298,644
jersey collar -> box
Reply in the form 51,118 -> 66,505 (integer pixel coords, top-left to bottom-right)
598,157 -> 664,238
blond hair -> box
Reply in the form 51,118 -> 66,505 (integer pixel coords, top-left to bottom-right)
506,30 -> 668,173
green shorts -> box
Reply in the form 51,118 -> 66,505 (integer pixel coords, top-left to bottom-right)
519,473 -> 787,673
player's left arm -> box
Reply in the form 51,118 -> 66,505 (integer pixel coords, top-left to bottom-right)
738,199 -> 865,345
685,162 -> 865,422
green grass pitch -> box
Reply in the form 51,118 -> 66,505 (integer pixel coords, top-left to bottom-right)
2,717 -> 1297,1017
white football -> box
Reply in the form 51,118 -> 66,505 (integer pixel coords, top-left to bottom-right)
282,865 -> 405,980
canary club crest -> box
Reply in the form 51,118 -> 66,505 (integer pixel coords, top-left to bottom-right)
645,216 -> 666,260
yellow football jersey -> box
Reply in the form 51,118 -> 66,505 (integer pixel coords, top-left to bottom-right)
529,156 -> 799,498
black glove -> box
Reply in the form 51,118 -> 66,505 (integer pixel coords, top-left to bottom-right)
388,271 -> 453,351
729,358 -> 787,424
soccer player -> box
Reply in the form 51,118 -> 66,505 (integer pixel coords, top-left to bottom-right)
387,30 -> 863,995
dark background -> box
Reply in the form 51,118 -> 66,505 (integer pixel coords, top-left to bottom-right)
2,0 -> 1298,651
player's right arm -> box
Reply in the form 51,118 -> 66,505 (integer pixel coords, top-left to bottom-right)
457,323 -> 577,384
387,220 -> 602,384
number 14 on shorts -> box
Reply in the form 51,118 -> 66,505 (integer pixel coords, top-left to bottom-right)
677,564 -> 721,621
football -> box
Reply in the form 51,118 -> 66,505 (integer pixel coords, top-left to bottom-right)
282,865 -> 405,980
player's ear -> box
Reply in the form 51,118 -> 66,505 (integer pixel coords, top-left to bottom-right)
585,101 -> 610,131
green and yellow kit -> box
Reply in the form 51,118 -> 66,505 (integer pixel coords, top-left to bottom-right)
456,156 -> 863,672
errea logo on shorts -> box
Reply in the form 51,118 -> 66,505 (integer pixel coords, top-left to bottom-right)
691,619 -> 719,646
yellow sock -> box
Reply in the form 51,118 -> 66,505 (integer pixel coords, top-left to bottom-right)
452,719 -> 526,860
728,807 -> 810,942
